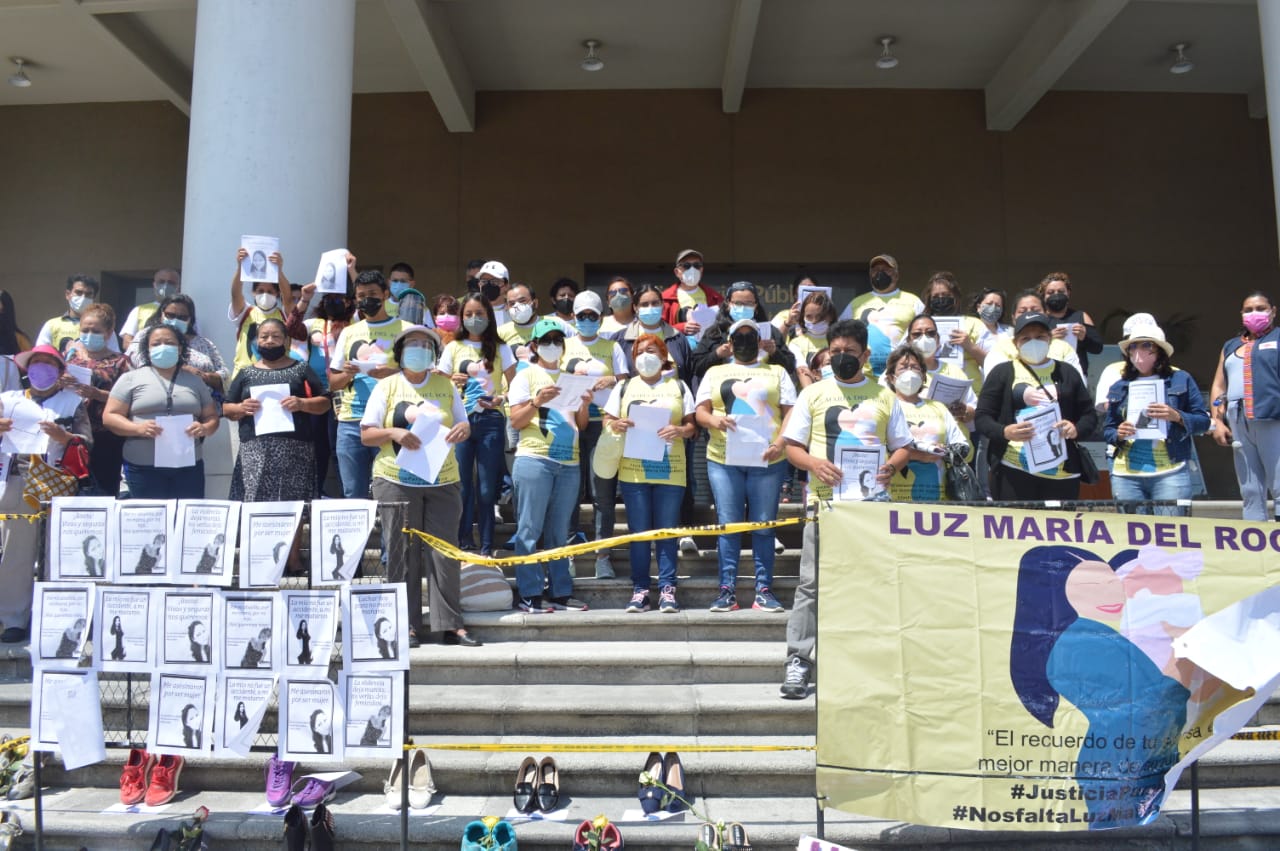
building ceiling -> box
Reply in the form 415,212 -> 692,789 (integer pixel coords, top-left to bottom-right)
0,0 -> 1267,127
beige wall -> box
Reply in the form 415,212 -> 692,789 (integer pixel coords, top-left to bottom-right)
2,88 -> 1276,494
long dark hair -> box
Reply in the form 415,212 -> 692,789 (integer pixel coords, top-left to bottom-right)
0,291 -> 24,356
458,293 -> 498,370
144,294 -> 200,336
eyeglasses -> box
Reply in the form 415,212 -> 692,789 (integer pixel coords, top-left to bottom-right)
607,289 -> 629,297
909,329 -> 938,339
163,312 -> 190,322
1129,341 -> 1157,352
576,313 -> 600,322
678,262 -> 703,271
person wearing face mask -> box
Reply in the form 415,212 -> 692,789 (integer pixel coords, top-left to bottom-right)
967,288 -> 1011,394
464,258 -> 485,293
476,260 -> 512,327
1102,320 -> 1208,517
837,254 -> 924,377
37,274 -> 120,355
431,294 -> 462,342
361,326 -> 478,647
983,290 -> 1083,380
223,318 -> 330,508
507,319 -> 592,613
695,318 -> 796,614
1038,272 -> 1103,377
438,294 -> 518,557
561,290 -> 630,577
606,284 -> 694,383
974,312 -> 1097,501
772,274 -> 819,338
287,290 -> 354,497
600,276 -> 636,335
329,270 -> 408,500
602,334 -> 697,613
120,268 -> 181,350
661,249 -> 724,336
545,278 -> 582,332
921,272 -> 989,390
691,281 -> 797,387
778,320 -> 912,699
103,324 -> 220,500
0,345 -> 92,642
384,262 -> 429,323
127,295 -> 229,399
230,247 -> 295,374
789,292 -> 838,389
62,304 -> 132,496
896,315 -> 978,427
883,346 -> 971,502
1210,292 -> 1280,520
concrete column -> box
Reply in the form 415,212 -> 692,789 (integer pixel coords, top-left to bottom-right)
180,0 -> 356,497
1261,1 -> 1280,259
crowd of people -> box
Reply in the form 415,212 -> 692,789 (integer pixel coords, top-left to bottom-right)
3,249 -> 1276,700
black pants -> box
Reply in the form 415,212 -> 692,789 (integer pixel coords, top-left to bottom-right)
990,464 -> 1080,502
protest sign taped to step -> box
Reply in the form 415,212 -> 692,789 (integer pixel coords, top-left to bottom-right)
817,501 -> 1280,832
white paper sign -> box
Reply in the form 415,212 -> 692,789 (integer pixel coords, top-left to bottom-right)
1127,377 -> 1169,441
154,414 -> 195,468
547,373 -> 597,415
249,383 -> 294,436
31,582 -> 93,668
796,284 -> 833,306
0,392 -> 51,455
160,589 -> 220,670
50,671 -> 107,770
1057,322 -> 1079,351
239,501 -> 305,588
309,499 -> 377,585
931,316 -> 966,368
216,673 -> 277,758
834,446 -> 885,502
623,404 -> 672,462
340,671 -> 404,759
95,586 -> 158,673
924,372 -> 973,406
173,500 -> 239,586
240,235 -> 280,284
222,593 -> 281,672
64,363 -> 93,389
279,677 -> 344,763
725,413 -> 773,468
688,304 -> 719,340
1017,401 -> 1067,474
113,500 -> 174,584
148,671 -> 216,758
394,403 -> 449,484
284,590 -> 340,674
342,584 -> 410,671
314,248 -> 348,294
49,496 -> 115,582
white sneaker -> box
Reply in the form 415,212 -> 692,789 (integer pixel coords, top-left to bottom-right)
774,538 -> 785,555
678,536 -> 698,555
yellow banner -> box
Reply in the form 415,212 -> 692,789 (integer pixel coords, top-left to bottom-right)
816,501 -> 1280,832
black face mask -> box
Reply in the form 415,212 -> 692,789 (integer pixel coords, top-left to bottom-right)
357,297 -> 383,317
555,297 -> 575,316
481,282 -> 501,301
1045,293 -> 1069,312
731,333 -> 759,362
830,351 -> 862,380
258,343 -> 287,362
929,296 -> 956,315
871,270 -> 894,290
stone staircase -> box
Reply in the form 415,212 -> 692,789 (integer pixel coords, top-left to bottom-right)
0,501 -> 1277,849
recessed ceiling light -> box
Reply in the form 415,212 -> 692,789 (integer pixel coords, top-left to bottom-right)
581,39 -> 604,73
1170,43 -> 1194,75
7,58 -> 31,88
876,36 -> 899,71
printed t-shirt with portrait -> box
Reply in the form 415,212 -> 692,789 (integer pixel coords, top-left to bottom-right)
1002,359 -> 1074,479
782,376 -> 912,504
602,376 -> 695,487
437,338 -> 517,415
560,335 -> 629,421
508,364 -> 581,465
361,371 -> 466,486
890,398 -> 969,502
38,313 -> 121,355
787,331 -> 826,372
228,304 -> 285,374
837,290 -> 924,376
1110,374 -> 1184,479
329,317 -> 406,422
695,362 -> 797,466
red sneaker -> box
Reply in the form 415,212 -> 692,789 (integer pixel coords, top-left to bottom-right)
119,748 -> 154,805
144,755 -> 184,807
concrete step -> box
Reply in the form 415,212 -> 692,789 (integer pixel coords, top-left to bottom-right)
8,785 -> 1280,850
485,575 -> 800,611
460,607 -> 788,643
567,547 -> 803,578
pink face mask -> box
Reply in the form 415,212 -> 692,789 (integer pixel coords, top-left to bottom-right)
1129,347 -> 1157,373
434,314 -> 460,333
1243,311 -> 1272,337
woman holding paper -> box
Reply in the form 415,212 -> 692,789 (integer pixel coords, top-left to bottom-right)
899,315 -> 977,427
361,325 -> 478,647
126,295 -> 229,398
695,318 -> 796,614
602,333 -> 696,613
103,324 -> 220,499
1103,320 -> 1208,516
883,346 -> 970,502
63,303 -> 131,495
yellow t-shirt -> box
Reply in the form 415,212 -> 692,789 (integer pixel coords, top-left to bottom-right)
841,290 -> 925,375
562,335 -> 622,421
891,398 -> 965,502
511,364 -> 580,465
330,317 -> 406,421
958,315 -> 989,395
611,377 -> 689,487
369,373 -> 460,486
232,305 -> 286,374
787,332 -> 826,371
700,362 -> 790,466
1001,359 -> 1075,480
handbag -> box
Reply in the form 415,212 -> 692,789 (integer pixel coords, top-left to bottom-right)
22,455 -> 79,511
943,444 -> 985,502
1074,440 -> 1100,485
591,425 -> 624,480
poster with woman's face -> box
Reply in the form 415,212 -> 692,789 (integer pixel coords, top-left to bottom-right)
342,584 -> 409,672
95,587 -> 157,673
339,672 -> 403,759
174,500 -> 239,587
48,496 -> 115,582
113,500 -> 175,585
309,499 -> 377,586
31,583 -> 92,669
283,590 -> 338,674
239,501 -> 305,589
160,590 -> 220,670
215,673 -> 277,758
279,677 -> 343,763
222,593 -> 280,672
147,671 -> 215,758
240,235 -> 280,284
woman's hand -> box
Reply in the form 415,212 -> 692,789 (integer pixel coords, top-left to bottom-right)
609,417 -> 633,434
450,372 -> 468,390
591,376 -> 616,393
1144,403 -> 1182,424
397,428 -> 421,450
714,413 -> 737,432
760,338 -> 777,355
1055,420 -> 1078,441
762,443 -> 783,463
280,396 -> 302,412
1071,323 -> 1086,339
0,417 -> 11,435
876,463 -> 896,485
445,422 -> 470,444
656,424 -> 682,441
534,385 -> 561,407
237,247 -> 249,266
716,341 -> 732,360
1050,325 -> 1068,339
1117,422 -> 1136,439
1022,387 -> 1052,406
948,401 -> 972,423
268,251 -> 284,271
684,319 -> 702,337
185,420 -> 208,438
949,328 -> 967,346
239,398 -> 262,414
39,421 -> 72,445
1212,417 -> 1232,447
136,420 -> 162,438
809,457 -> 842,487
1003,421 -> 1035,442
57,373 -> 81,391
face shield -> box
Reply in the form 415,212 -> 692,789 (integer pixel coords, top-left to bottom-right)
396,289 -> 427,326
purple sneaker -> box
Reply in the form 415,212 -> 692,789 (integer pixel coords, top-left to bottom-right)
289,777 -> 335,809
266,756 -> 296,807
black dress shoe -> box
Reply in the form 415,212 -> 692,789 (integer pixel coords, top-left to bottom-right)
513,756 -> 537,813
443,630 -> 482,647
536,755 -> 559,812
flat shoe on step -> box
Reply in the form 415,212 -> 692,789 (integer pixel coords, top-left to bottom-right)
535,755 -> 559,812
512,756 -> 537,813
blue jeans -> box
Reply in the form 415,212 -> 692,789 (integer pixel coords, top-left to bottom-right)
619,481 -> 683,590
454,409 -> 506,552
705,459 -> 786,590
512,455 -> 579,599
336,420 -> 378,499
123,460 -> 205,500
1111,466 -> 1192,516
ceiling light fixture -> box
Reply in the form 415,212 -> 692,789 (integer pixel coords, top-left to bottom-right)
7,58 -> 31,88
875,36 -> 899,71
1169,43 -> 1194,75
581,39 -> 604,73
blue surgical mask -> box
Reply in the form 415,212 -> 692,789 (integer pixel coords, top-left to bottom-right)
820,365 -> 834,380
729,304 -> 755,323
80,332 -> 106,352
400,345 -> 433,373
576,317 -> 601,338
163,317 -> 189,335
637,306 -> 662,327
149,344 -> 179,369
389,281 -> 411,299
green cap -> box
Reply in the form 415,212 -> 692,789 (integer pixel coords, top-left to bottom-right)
532,317 -> 565,341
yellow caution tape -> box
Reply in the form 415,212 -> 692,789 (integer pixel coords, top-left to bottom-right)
0,736 -> 30,754
1230,729 -> 1280,741
0,513 -> 44,522
404,742 -> 814,753
403,518 -> 804,567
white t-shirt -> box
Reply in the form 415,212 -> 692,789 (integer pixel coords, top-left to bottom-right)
602,378 -> 696,419
693,361 -> 798,407
781,377 -> 912,450
437,338 -> 518,375
359,373 -> 467,429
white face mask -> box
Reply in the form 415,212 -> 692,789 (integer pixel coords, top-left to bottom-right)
805,320 -> 829,337
636,352 -> 663,378
911,335 -> 938,357
1018,338 -> 1051,364
255,292 -> 278,312
895,370 -> 924,397
510,302 -> 535,325
69,294 -> 93,312
537,343 -> 563,364
681,267 -> 702,288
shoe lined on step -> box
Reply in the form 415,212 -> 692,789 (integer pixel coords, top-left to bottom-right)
120,748 -> 154,806
752,586 -> 784,612
638,751 -> 663,814
144,755 -> 183,807
535,755 -> 559,812
594,554 -> 616,579
547,595 -> 588,611
407,748 -> 436,809
708,587 -> 738,612
625,590 -> 651,613
282,804 -> 309,851
723,821 -> 752,850
513,755 -> 538,813
310,802 -> 336,851
518,595 -> 552,614
384,757 -> 405,810
661,751 -> 687,812
659,585 -> 679,613
265,756 -> 295,807
779,655 -> 813,700
699,821 -> 720,850
289,776 -> 335,808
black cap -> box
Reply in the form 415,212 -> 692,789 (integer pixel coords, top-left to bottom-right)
1014,312 -> 1052,334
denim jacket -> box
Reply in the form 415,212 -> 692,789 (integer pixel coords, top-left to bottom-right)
1103,370 -> 1209,463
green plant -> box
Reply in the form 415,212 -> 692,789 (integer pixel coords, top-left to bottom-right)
637,770 -> 726,849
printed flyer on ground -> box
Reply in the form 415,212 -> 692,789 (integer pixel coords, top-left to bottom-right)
816,501 -> 1280,832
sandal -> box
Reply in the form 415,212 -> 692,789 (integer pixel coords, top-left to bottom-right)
723,821 -> 752,850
